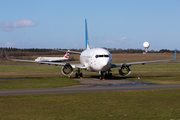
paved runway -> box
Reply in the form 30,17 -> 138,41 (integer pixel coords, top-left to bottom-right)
1,84 -> 180,96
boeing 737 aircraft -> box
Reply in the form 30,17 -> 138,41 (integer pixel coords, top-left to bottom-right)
35,51 -> 70,62
4,19 -> 176,79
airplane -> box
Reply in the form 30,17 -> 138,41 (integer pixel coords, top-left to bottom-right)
35,51 -> 70,62
4,19 -> 176,80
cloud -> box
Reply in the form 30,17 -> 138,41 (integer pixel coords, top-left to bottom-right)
0,21 -> 14,31
5,42 -> 16,47
72,44 -> 79,48
102,40 -> 116,45
117,36 -> 130,41
14,19 -> 36,28
102,36 -> 130,45
0,19 -> 37,32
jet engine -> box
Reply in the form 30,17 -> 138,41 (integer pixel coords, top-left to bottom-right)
119,65 -> 131,76
61,63 -> 73,75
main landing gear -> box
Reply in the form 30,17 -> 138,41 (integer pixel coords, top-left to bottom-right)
75,68 -> 83,78
99,70 -> 112,80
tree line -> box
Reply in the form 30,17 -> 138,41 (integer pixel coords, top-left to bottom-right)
0,47 -> 178,58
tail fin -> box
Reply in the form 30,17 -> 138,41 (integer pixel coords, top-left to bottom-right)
85,19 -> 90,50
64,52 -> 70,59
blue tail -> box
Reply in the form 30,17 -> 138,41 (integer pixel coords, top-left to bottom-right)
172,48 -> 177,60
85,19 -> 90,50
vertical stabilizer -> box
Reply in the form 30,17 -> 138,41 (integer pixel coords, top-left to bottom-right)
64,52 -> 70,59
85,19 -> 90,50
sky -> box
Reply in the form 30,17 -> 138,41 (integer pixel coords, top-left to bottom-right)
0,0 -> 180,50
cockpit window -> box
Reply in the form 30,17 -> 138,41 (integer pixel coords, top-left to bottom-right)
104,55 -> 109,57
95,55 -> 109,58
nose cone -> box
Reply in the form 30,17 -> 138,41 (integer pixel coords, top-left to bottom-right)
101,59 -> 109,66
98,58 -> 111,71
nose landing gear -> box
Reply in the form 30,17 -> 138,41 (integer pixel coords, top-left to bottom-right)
99,70 -> 112,80
99,72 -> 104,80
75,68 -> 83,78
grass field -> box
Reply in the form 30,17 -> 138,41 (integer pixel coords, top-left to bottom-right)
0,76 -> 80,89
0,89 -> 180,120
0,53 -> 180,119
0,61 -> 180,89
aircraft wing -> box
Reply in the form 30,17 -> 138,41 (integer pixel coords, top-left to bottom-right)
4,49 -> 85,69
4,51 -> 66,65
57,49 -> 82,54
111,49 -> 176,68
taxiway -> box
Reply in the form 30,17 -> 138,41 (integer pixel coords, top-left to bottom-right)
0,77 -> 180,96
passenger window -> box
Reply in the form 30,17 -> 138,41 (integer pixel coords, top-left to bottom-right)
95,55 -> 99,58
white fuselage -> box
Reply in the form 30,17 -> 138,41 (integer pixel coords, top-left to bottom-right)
35,57 -> 68,62
80,48 -> 112,72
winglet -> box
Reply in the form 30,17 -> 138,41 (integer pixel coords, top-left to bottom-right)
85,19 -> 90,50
172,48 -> 177,60
3,48 -> 11,60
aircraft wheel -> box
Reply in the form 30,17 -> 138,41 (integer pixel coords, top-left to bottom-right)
109,73 -> 112,78
105,73 -> 108,78
99,71 -> 104,80
80,73 -> 83,77
75,73 -> 78,78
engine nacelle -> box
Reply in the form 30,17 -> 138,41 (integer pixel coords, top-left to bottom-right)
61,63 -> 73,76
119,65 -> 131,76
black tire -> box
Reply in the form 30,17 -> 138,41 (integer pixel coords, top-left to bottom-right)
80,73 -> 83,77
105,73 -> 108,78
75,73 -> 78,78
109,73 -> 112,78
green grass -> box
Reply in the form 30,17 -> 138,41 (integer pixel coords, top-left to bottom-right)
108,63 -> 180,84
0,62 -> 180,89
0,89 -> 180,120
126,72 -> 180,84
0,76 -> 80,89
131,63 -> 180,71
0,64 -> 60,73
0,56 -> 180,119
111,63 -> 180,72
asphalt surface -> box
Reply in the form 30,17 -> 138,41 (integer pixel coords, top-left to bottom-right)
1,84 -> 180,96
1,77 -> 180,96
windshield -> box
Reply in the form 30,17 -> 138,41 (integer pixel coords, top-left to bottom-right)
95,55 -> 109,58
